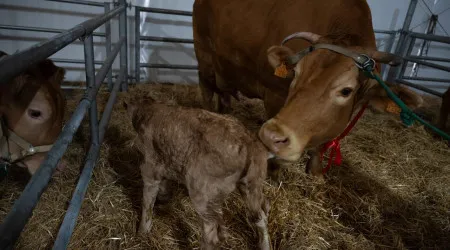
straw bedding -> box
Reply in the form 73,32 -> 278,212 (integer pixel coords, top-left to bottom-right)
1,83 -> 449,250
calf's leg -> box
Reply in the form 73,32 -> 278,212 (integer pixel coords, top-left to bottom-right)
239,180 -> 271,250
139,175 -> 161,234
187,178 -> 228,249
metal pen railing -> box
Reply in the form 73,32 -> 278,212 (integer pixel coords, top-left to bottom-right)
0,0 -> 114,90
391,32 -> 450,97
134,6 -> 197,83
0,1 -> 129,249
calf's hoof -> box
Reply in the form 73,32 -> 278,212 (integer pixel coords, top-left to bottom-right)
138,221 -> 153,235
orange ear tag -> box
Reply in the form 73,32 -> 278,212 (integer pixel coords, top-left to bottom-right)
274,62 -> 289,78
385,100 -> 401,114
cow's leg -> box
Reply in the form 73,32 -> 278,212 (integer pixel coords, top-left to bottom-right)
215,73 -> 232,114
139,174 -> 161,234
438,88 -> 450,130
198,70 -> 216,112
238,180 -> 271,250
216,93 -> 231,114
305,149 -> 324,178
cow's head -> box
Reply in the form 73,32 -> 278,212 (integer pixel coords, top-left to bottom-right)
258,32 -> 423,161
0,51 -> 66,175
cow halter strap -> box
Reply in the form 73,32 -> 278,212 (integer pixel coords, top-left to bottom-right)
319,102 -> 369,174
0,116 -> 54,164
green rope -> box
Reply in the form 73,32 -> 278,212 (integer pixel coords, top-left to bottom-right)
363,69 -> 450,141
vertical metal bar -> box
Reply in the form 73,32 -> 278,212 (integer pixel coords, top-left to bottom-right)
411,14 -> 437,77
397,36 -> 416,80
135,7 -> 141,83
51,68 -> 125,250
84,35 -> 99,146
382,33 -> 397,80
387,0 -> 418,82
104,2 -> 113,90
119,0 -> 128,91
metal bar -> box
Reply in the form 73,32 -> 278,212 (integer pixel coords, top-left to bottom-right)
396,79 -> 443,97
404,56 -> 450,72
374,29 -> 397,35
0,37 -> 125,249
52,67 -> 125,250
408,55 -> 450,63
61,85 -> 87,90
51,58 -> 103,64
105,3 -> 113,90
140,63 -> 198,69
135,7 -> 141,83
0,24 -> 105,37
0,5 -> 125,86
397,36 -> 416,79
119,0 -> 128,91
140,35 -> 194,44
408,31 -> 450,44
385,33 -> 396,53
99,68 -> 125,140
387,0 -> 418,82
45,0 -> 104,7
402,76 -> 450,83
84,36 -> 99,146
137,6 -> 192,16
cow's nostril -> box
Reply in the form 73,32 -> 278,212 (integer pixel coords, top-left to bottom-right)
274,137 -> 289,145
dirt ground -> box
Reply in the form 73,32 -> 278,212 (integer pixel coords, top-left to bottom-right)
1,82 -> 449,250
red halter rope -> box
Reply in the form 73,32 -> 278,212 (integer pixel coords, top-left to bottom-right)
320,102 -> 369,174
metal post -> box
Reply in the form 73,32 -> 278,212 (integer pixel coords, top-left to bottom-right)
411,14 -> 437,77
83,35 -> 99,146
397,36 -> 416,80
135,7 -> 141,83
105,2 -> 113,90
382,32 -> 397,80
119,0 -> 128,91
387,0 -> 418,82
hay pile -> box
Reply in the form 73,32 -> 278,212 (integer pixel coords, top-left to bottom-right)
1,83 -> 449,249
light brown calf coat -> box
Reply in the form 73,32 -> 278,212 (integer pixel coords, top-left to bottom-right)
124,96 -> 271,250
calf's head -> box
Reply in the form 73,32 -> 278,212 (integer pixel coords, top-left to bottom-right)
258,32 -> 423,161
0,51 -> 66,174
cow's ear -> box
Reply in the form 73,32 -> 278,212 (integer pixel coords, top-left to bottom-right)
267,46 -> 296,78
37,59 -> 66,87
267,46 -> 295,69
366,81 -> 423,114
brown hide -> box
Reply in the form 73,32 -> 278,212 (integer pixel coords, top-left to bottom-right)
124,97 -> 271,249
193,0 -> 423,164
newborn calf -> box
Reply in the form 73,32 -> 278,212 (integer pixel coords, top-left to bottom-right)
123,96 -> 271,250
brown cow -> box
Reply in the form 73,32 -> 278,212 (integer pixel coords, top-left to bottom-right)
0,51 -> 66,176
123,95 -> 271,250
192,0 -> 423,177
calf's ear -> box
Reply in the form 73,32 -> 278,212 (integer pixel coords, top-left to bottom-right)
366,81 -> 423,114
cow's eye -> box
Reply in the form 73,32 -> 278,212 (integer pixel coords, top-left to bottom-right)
340,88 -> 353,97
28,109 -> 42,119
